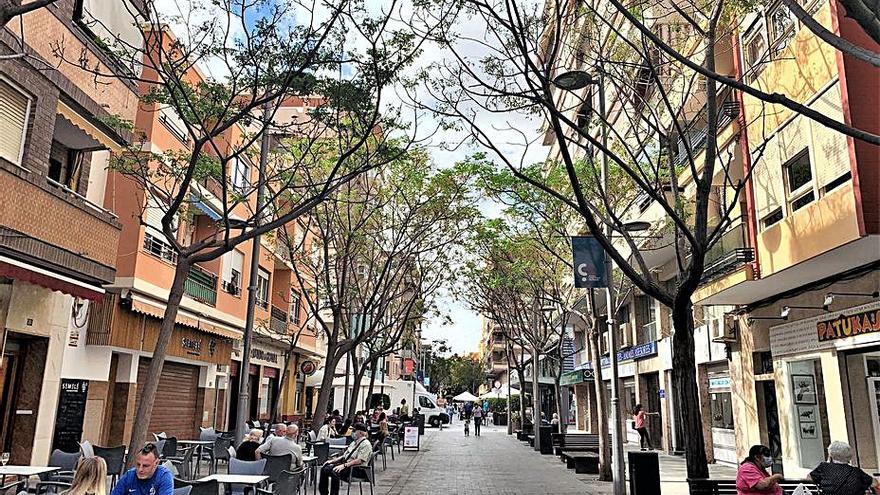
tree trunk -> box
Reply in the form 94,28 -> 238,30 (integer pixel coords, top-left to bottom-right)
270,350 -> 293,424
311,347 -> 341,432
346,359 -> 368,419
672,299 -> 710,479
127,260 -> 190,463
532,344 -> 541,451
365,357 -> 379,410
590,326 -> 613,481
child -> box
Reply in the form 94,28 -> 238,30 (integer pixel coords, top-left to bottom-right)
464,415 -> 470,436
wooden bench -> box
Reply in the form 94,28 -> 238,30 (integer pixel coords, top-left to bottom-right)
560,451 -> 600,474
554,433 -> 600,456
687,478 -> 868,495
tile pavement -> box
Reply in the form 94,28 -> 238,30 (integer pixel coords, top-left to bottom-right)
363,421 -> 739,495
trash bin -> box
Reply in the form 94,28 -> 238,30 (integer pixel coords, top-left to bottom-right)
539,425 -> 554,455
416,414 -> 425,435
628,451 -> 660,495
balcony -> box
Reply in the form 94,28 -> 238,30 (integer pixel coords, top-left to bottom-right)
701,223 -> 755,283
672,90 -> 740,168
639,321 -> 658,344
184,265 -> 218,306
271,305 -> 289,334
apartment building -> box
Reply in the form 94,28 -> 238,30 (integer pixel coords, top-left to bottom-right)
689,0 -> 880,477
0,0 -> 141,464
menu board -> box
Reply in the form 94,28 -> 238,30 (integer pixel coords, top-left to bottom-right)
52,379 -> 89,453
403,426 -> 420,451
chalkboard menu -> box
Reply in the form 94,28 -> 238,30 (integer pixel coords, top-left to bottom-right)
52,379 -> 89,453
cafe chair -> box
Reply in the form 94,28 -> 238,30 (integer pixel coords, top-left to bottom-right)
93,445 -> 126,489
175,478 -> 220,495
228,458 -> 266,495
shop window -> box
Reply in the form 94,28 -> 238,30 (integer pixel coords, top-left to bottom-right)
710,391 -> 735,429
788,359 -> 830,469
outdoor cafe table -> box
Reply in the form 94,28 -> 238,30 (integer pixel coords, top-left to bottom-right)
177,440 -> 214,476
0,466 -> 60,486
197,474 -> 267,494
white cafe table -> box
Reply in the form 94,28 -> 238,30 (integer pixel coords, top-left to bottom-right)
0,467 -> 60,477
196,474 -> 267,493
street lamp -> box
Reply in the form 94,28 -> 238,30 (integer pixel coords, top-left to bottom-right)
556,65 -> 628,495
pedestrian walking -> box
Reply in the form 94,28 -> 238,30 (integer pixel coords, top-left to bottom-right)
808,441 -> 879,495
463,414 -> 470,436
473,403 -> 483,436
399,399 -> 410,422
736,445 -> 782,495
632,404 -> 657,451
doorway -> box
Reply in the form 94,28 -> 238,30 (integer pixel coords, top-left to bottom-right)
757,380 -> 783,474
0,347 -> 19,454
641,372 -> 663,449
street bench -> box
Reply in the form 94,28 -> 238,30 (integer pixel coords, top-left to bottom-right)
554,433 -> 599,456
687,478 -> 852,495
560,451 -> 600,474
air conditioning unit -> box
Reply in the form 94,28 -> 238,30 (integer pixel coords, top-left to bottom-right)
711,316 -> 737,343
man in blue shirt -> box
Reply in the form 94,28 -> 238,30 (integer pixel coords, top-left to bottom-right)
111,443 -> 173,495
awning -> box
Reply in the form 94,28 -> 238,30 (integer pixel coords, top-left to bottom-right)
129,293 -> 242,340
452,391 -> 479,402
56,101 -> 123,153
190,196 -> 222,221
304,370 -> 324,387
0,256 -> 104,301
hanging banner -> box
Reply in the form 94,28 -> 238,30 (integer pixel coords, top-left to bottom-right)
571,236 -> 608,288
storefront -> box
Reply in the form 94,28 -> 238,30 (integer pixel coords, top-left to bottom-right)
230,337 -> 286,424
706,368 -> 737,463
769,299 -> 880,477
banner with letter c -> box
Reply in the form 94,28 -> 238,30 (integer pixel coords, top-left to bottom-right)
570,236 -> 608,288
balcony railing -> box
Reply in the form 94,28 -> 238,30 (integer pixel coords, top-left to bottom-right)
640,321 -> 658,344
672,89 -> 739,168
184,265 -> 218,306
270,305 -> 288,334
702,223 -> 754,282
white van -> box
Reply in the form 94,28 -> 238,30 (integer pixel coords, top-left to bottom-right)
330,378 -> 450,427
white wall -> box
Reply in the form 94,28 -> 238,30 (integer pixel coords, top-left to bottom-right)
61,301 -> 112,381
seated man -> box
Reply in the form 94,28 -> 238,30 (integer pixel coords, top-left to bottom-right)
318,423 -> 373,495
111,443 -> 173,495
256,423 -> 303,467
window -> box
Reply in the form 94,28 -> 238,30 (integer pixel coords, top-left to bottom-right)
232,157 -> 250,194
418,396 -> 436,409
743,27 -> 768,83
290,290 -> 301,325
221,250 -> 244,295
159,105 -> 189,144
48,140 -> 85,189
823,171 -> 851,194
710,391 -> 734,429
784,150 -> 814,212
617,305 -> 630,324
256,268 -> 270,309
762,207 -> 783,229
143,194 -> 177,263
767,1 -> 796,53
0,79 -> 31,166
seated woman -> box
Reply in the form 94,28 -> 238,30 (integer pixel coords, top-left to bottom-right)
808,441 -> 879,495
63,457 -> 107,495
376,412 -> 389,443
235,428 -> 264,461
316,417 -> 338,442
736,445 -> 783,495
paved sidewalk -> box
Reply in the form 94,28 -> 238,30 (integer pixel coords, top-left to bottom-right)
363,422 -> 738,495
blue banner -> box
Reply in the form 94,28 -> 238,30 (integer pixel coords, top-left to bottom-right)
571,236 -> 608,288
584,341 -> 659,369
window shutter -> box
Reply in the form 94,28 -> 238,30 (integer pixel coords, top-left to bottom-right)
144,194 -> 167,235
809,84 -> 850,187
222,250 -> 244,284
0,80 -> 30,165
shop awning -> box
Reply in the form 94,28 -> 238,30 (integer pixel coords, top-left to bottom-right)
0,256 -> 104,301
129,293 -> 242,340
190,196 -> 222,221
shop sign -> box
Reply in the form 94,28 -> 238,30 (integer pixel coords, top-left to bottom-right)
181,337 -> 202,356
403,358 -> 414,376
300,360 -> 317,376
709,377 -> 731,390
599,341 -> 658,367
817,308 -> 880,342
659,389 -> 666,398
561,369 -> 596,385
251,347 -> 279,364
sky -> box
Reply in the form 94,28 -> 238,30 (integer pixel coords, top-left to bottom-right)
150,0 -> 547,357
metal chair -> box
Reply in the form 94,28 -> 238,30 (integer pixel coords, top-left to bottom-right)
93,445 -> 126,489
173,486 -> 192,495
168,446 -> 197,480
42,449 -> 80,483
256,469 -> 304,495
228,458 -> 266,495
162,437 -> 179,458
261,454 -> 292,485
210,437 -> 233,474
174,478 -> 220,495
341,452 -> 376,495
0,479 -> 27,495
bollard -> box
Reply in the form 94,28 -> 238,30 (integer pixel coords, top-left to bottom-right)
628,451 -> 661,495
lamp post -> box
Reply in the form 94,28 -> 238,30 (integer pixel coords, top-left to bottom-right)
553,67 -> 646,495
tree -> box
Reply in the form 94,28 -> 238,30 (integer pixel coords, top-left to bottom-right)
0,0 -> 56,30
48,0 -> 428,459
287,153 -> 478,428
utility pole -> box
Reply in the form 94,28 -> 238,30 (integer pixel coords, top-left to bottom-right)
236,101 -> 271,442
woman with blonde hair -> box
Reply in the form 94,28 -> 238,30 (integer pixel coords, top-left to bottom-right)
63,457 -> 107,495
235,428 -> 264,461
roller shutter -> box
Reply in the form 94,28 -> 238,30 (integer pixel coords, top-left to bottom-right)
137,359 -> 199,439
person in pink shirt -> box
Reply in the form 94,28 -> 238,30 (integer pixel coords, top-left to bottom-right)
632,404 -> 657,451
736,445 -> 783,495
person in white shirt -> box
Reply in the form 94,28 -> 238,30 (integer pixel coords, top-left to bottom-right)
317,417 -> 338,442
256,423 -> 303,468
